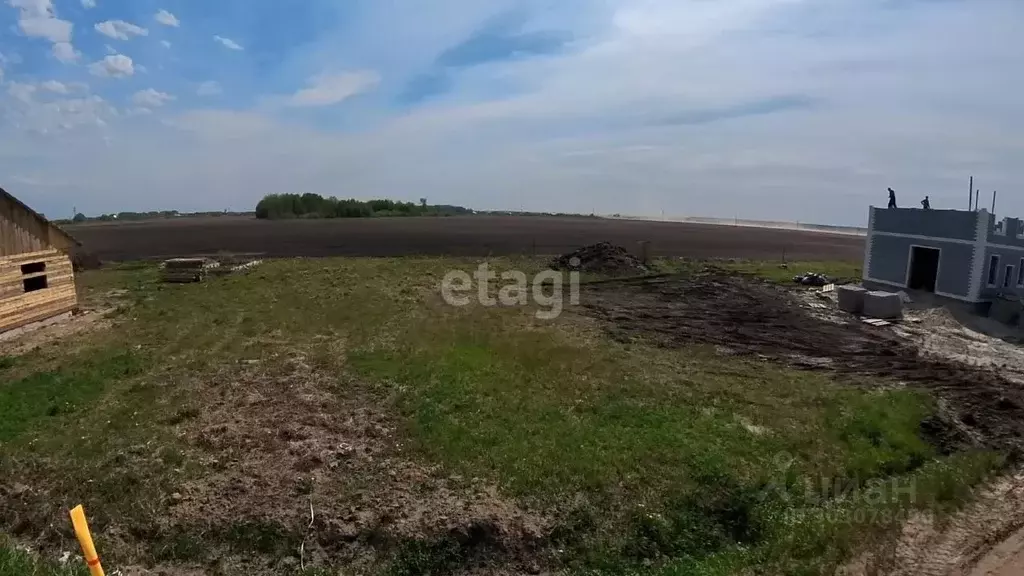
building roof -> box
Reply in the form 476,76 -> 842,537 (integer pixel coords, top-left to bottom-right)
0,186 -> 82,248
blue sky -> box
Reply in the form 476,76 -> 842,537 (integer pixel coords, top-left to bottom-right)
0,0 -> 1021,225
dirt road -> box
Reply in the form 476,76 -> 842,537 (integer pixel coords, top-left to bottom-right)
65,215 -> 865,262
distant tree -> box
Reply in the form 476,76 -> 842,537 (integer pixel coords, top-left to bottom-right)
72,212 -> 87,223
254,194 -> 470,220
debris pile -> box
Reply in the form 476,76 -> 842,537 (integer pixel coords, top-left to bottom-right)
208,258 -> 263,278
552,242 -> 648,275
161,256 -> 263,283
70,249 -> 102,272
792,272 -> 830,286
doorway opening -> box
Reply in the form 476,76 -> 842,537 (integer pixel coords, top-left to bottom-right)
908,246 -> 940,292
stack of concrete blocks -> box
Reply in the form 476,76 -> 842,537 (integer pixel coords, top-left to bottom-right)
862,291 -> 903,319
837,285 -> 867,314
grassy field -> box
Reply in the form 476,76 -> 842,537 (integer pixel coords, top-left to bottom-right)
0,256 -> 1000,575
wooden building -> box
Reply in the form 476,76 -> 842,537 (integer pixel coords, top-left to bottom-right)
0,187 -> 80,334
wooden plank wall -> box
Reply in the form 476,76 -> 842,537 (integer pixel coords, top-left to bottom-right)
0,249 -> 78,333
0,195 -> 50,256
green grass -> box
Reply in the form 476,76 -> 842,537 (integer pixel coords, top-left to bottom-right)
0,538 -> 86,576
0,350 -> 145,443
0,257 -> 1003,575
348,301 -> 998,573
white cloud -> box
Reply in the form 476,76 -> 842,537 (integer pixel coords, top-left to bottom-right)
154,9 -> 179,27
9,0 -> 73,45
8,82 -> 36,103
287,71 -> 380,107
161,40 -> 171,48
19,16 -> 72,43
40,80 -> 68,94
196,81 -> 222,96
95,20 -> 148,40
213,35 -> 243,50
131,88 -> 174,108
89,54 -> 134,78
8,0 -> 53,18
5,93 -> 116,135
81,0 -> 95,7
52,42 -> 79,63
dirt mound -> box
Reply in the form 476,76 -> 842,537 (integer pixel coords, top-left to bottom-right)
551,242 -> 648,275
70,249 -> 102,271
580,269 -> 1024,455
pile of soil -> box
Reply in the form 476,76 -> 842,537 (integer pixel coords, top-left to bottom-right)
70,249 -> 102,271
551,242 -> 648,275
581,269 -> 1024,455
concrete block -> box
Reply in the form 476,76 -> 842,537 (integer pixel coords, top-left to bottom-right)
837,285 -> 867,314
863,291 -> 903,319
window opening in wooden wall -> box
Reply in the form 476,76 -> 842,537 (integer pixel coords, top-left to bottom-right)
21,261 -> 48,292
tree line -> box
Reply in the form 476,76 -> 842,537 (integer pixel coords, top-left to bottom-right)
254,193 -> 471,220
56,210 -> 245,225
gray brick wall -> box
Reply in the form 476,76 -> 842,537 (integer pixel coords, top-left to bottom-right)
871,207 -> 978,241
987,216 -> 1024,247
868,235 -> 973,297
979,245 -> 1024,299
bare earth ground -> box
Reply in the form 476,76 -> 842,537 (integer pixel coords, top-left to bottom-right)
65,215 -> 864,262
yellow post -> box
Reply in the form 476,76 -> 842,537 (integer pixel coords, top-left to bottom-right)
69,505 -> 105,576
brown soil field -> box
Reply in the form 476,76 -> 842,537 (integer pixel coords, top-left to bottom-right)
65,215 -> 865,261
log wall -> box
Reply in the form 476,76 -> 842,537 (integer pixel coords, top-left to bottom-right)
0,249 -> 78,333
0,195 -> 54,256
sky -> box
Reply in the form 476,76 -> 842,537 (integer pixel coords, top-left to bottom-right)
0,0 -> 1021,226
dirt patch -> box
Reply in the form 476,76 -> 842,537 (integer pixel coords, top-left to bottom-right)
894,307 -> 1024,387
551,242 -> 648,275
839,471 -> 1024,576
580,269 -> 1024,455
0,308 -> 111,357
166,353 -> 550,574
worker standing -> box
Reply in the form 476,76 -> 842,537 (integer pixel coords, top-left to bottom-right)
887,188 -> 897,208
921,196 -> 931,210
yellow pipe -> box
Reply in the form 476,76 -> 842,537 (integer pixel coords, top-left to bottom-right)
69,505 -> 105,576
